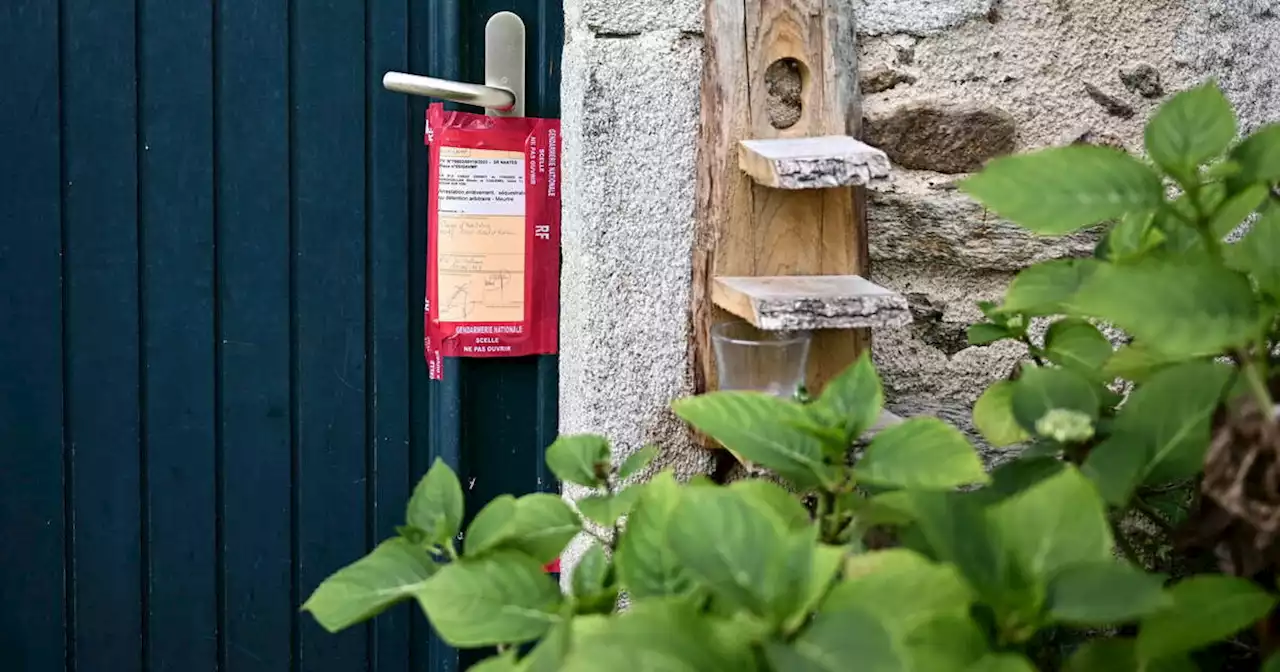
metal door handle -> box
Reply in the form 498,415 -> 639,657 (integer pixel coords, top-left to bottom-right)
382,12 -> 526,117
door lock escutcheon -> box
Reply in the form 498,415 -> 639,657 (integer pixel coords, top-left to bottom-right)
382,11 -> 526,118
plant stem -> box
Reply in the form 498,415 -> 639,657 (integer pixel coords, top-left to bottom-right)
1132,498 -> 1175,535
1110,518 -> 1142,566
816,489 -> 837,544
1241,353 -> 1275,413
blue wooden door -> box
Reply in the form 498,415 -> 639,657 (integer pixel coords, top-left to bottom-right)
0,1 -> 562,671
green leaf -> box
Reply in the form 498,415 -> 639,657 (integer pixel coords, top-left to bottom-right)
414,551 -> 561,647
1137,575 -> 1277,661
673,392 -> 834,489
830,549 -> 974,633
469,652 -> 521,672
1228,205 -> 1280,298
576,486 -> 643,528
978,457 -> 1068,505
614,472 -> 698,599
973,382 -> 1032,448
970,653 -> 1037,672
763,606 -> 906,672
406,458 -> 465,546
967,322 -> 1011,346
1044,319 -> 1113,373
666,486 -> 787,615
545,434 -> 611,488
794,545 -> 847,622
1068,258 -> 1260,357
907,491 -> 1029,612
302,538 -> 438,632
1229,123 -> 1280,185
1081,436 -> 1148,507
1114,360 -> 1233,484
1102,342 -> 1188,382
571,541 -> 610,597
855,418 -> 990,490
1065,639 -> 1137,672
464,495 -> 519,557
990,466 -> 1113,581
902,615 -> 989,671
1265,652 -> 1280,672
1010,366 -> 1100,438
1001,259 -> 1100,316
562,600 -> 756,672
728,479 -> 811,531
617,445 -> 659,480
1047,561 -> 1172,626
809,352 -> 883,445
961,145 -> 1164,234
1209,184 -> 1268,238
1144,81 -> 1236,179
506,493 -> 582,564
1101,211 -> 1165,263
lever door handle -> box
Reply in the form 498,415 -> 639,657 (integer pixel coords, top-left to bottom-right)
381,12 -> 526,117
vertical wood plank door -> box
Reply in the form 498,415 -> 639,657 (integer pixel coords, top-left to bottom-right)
0,1 -> 563,671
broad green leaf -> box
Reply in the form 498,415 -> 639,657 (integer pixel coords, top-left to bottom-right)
1067,258 -> 1260,357
1209,184 -> 1268,238
302,538 -> 438,632
1144,81 -> 1236,179
617,445 -> 659,480
1001,259 -> 1100,316
978,457 -> 1068,505
1047,561 -> 1171,625
830,549 -> 974,633
414,551 -> 561,647
763,606 -> 906,672
665,486 -> 786,615
967,322 -> 1010,346
729,479 -> 811,531
1228,205 -> 1280,297
1229,123 -> 1280,185
571,541 -> 610,597
1081,436 -> 1147,507
615,472 -> 698,599
576,486 -> 644,528
1265,652 -> 1280,672
1114,360 -> 1233,484
809,352 -> 883,444
907,491 -> 1030,612
793,545 -> 846,623
406,458 -> 465,546
855,418 -> 989,490
1102,342 -> 1188,382
673,392 -> 834,489
902,615 -> 988,672
469,652 -> 521,672
973,381 -> 1032,448
990,466 -> 1113,581
1010,366 -> 1100,439
545,434 -> 611,488
1137,575 -> 1277,661
564,601 -> 757,672
507,493 -> 582,564
1101,210 -> 1165,263
464,495 -> 519,557
970,654 -> 1037,672
1065,639 -> 1137,672
1044,319 -> 1114,373
961,145 -> 1164,234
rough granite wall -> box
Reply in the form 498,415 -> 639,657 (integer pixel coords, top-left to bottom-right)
558,0 -> 1280,577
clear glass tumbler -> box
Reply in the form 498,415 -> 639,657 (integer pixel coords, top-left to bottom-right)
711,321 -> 812,398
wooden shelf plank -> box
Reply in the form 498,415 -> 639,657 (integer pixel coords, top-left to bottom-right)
738,136 -> 890,190
712,275 -> 911,331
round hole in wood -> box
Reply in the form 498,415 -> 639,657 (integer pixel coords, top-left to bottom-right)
765,58 -> 805,129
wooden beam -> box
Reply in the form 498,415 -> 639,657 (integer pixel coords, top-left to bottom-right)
738,136 -> 890,190
711,275 -> 911,331
694,0 -> 884,394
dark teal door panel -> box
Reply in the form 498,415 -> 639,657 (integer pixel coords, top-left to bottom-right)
0,1 -> 562,670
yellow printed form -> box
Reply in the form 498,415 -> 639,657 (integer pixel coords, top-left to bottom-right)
436,146 -> 526,323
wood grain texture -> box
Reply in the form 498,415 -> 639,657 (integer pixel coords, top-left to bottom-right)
695,0 -> 871,395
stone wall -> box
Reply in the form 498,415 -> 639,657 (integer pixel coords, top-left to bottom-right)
557,0 -> 1280,576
